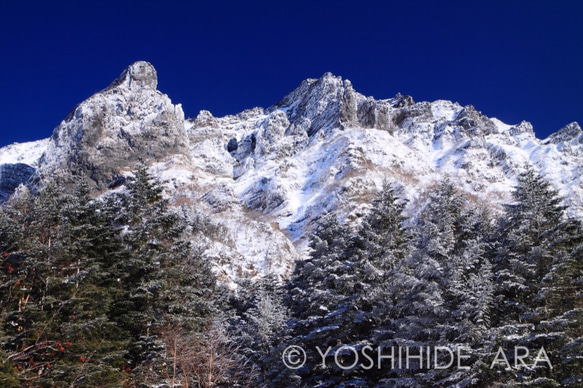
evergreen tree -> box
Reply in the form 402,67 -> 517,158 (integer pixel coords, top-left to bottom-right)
107,164 -> 219,384
229,274 -> 290,386
353,180 -> 410,273
0,167 -> 220,387
489,167 -> 583,386
386,180 -> 495,387
392,180 -> 465,344
282,184 -> 412,387
51,180 -> 128,386
0,182 -> 128,386
0,183 -> 75,386
492,168 -> 565,324
354,182 -> 411,371
284,212 -> 371,386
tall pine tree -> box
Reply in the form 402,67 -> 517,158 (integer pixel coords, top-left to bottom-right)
489,167 -> 583,386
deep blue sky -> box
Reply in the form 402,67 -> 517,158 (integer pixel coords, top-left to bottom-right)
1,0 -> 581,147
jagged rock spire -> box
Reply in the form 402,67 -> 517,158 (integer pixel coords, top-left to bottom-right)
37,61 -> 187,189
108,61 -> 158,91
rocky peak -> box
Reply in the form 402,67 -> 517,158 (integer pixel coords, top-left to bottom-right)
107,61 -> 158,91
37,61 -> 188,189
452,105 -> 497,136
2,65 -> 583,282
509,120 -> 535,137
273,73 -> 364,136
193,110 -> 218,128
545,122 -> 582,145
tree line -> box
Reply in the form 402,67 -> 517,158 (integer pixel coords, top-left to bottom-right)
1,167 -> 581,387
0,166 -> 233,387
234,169 -> 582,387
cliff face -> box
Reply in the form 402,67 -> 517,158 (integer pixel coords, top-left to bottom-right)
1,62 -> 581,283
37,61 -> 190,188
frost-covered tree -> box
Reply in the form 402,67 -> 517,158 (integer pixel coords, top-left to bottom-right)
385,180 -> 495,387
280,183 -> 412,386
393,180 -> 464,341
283,212 -> 376,386
228,274 -> 291,386
105,164 -> 219,383
353,180 -> 410,273
287,212 -> 354,324
489,168 -> 583,386
492,168 -> 565,324
354,182 -> 411,355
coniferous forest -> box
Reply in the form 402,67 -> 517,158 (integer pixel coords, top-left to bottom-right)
0,166 -> 581,387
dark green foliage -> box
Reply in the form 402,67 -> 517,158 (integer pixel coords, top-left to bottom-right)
0,167 -> 219,387
0,182 -> 129,386
106,164 -> 220,384
2,165 -> 581,387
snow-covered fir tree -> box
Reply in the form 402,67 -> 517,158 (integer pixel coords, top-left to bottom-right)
488,168 -> 583,387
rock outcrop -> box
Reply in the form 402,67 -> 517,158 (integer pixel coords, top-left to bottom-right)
37,61 -> 190,189
1,64 -> 582,283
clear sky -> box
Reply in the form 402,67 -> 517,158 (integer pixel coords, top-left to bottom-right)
0,0 -> 581,148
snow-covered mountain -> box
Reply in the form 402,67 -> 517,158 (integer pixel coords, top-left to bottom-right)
1,61 -> 582,284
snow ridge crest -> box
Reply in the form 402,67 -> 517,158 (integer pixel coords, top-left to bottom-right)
0,63 -> 582,283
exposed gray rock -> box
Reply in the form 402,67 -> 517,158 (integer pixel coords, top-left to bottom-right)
274,73 -> 364,136
107,60 -> 158,91
358,98 -> 388,129
255,110 -> 290,157
243,176 -> 287,213
2,65 -> 582,284
392,101 -> 433,129
545,122 -> 582,145
509,120 -> 535,137
37,61 -> 190,189
453,105 -> 497,137
192,110 -> 218,129
232,133 -> 256,163
284,117 -> 310,150
202,184 -> 241,212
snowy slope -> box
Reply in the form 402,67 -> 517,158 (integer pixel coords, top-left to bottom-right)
0,62 -> 581,283
0,139 -> 48,166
